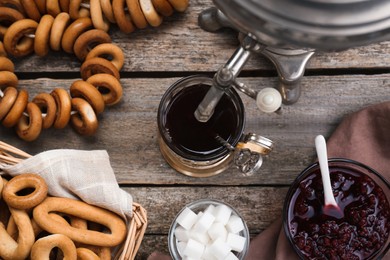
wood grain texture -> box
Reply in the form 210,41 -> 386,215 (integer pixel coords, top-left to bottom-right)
2,75 -> 389,186
9,0 -> 390,73
1,0 -> 390,258
124,186 -> 288,258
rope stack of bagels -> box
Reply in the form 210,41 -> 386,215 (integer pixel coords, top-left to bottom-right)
0,173 -> 138,260
0,0 -> 189,141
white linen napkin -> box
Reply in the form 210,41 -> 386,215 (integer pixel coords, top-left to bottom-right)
1,149 -> 133,220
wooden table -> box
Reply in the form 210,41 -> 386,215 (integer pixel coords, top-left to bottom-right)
1,0 -> 390,258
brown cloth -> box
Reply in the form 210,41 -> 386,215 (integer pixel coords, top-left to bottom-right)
246,101 -> 390,260
147,101 -> 390,260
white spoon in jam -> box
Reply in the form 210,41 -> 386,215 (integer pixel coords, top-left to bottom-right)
315,135 -> 344,219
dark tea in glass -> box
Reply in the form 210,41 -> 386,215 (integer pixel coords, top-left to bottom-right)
157,75 -> 245,177
165,83 -> 240,159
158,75 -> 244,162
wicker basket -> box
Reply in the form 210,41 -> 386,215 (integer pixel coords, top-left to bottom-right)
114,202 -> 148,260
0,141 -> 147,260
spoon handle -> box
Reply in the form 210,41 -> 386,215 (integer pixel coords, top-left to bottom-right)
315,135 -> 338,207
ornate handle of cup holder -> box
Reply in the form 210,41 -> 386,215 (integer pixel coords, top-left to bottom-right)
217,133 -> 274,176
235,133 -> 273,176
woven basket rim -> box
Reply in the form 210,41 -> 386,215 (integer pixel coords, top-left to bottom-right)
115,202 -> 148,260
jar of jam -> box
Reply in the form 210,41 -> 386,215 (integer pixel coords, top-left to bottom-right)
283,158 -> 390,259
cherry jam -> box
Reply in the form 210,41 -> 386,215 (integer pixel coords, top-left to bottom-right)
163,83 -> 242,160
286,162 -> 390,259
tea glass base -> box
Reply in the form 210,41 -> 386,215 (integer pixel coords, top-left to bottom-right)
158,134 -> 234,178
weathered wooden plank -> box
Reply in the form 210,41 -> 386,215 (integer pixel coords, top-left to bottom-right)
134,234 -> 264,259
7,0 -> 390,73
1,2 -> 388,258
136,235 -> 169,259
126,186 -> 287,233
1,74 -> 389,186
123,186 -> 288,259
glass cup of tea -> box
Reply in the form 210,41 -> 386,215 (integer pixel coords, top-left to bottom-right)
157,75 -> 273,177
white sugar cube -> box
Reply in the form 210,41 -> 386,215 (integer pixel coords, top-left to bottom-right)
209,238 -> 232,259
190,230 -> 211,245
177,207 -> 198,230
173,203 -> 247,259
204,204 -> 216,215
207,222 -> 228,241
226,215 -> 244,234
195,211 -> 204,226
202,246 -> 218,260
192,211 -> 215,233
175,226 -> 190,242
177,241 -> 187,257
183,239 -> 205,259
224,252 -> 239,260
214,205 -> 232,225
226,233 -> 246,252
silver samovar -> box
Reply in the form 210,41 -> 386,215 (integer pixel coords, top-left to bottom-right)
195,0 -> 390,120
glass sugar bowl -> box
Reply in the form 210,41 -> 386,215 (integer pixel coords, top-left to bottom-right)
168,199 -> 250,260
